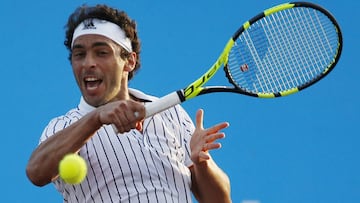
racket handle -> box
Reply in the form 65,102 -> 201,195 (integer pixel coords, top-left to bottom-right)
112,91 -> 182,134
145,91 -> 183,118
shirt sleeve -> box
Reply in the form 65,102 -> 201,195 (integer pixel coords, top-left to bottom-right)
38,112 -> 80,145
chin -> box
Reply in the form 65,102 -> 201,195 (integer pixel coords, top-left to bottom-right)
83,96 -> 106,107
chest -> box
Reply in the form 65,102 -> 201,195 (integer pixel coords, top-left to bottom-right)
80,114 -> 188,178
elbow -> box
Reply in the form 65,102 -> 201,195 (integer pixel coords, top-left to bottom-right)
199,175 -> 232,203
213,189 -> 232,203
220,184 -> 232,203
26,162 -> 51,187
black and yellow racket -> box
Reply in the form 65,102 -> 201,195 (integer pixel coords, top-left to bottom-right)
145,1 -> 343,117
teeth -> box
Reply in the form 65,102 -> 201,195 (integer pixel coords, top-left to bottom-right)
84,77 -> 101,90
85,77 -> 98,82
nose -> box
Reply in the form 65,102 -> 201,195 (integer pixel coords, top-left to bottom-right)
82,53 -> 96,68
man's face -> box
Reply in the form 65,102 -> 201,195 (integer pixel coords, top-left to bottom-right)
71,34 -> 127,107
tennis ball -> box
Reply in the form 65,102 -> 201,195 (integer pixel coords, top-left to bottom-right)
59,153 -> 87,184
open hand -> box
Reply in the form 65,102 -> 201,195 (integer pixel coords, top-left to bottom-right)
190,109 -> 229,164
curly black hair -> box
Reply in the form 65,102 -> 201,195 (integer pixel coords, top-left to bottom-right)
64,4 -> 141,80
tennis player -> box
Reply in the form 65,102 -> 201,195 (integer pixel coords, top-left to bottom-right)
26,4 -> 231,203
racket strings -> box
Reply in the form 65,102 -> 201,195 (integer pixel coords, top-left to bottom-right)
227,7 -> 339,94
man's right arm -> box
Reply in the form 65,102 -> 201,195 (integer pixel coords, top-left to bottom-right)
26,99 -> 145,186
26,109 -> 103,186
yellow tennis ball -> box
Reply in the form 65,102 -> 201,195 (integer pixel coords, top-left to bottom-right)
59,153 -> 87,184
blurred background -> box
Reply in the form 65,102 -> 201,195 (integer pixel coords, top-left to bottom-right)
1,0 -> 358,202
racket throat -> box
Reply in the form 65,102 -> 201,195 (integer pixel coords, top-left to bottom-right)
177,90 -> 186,102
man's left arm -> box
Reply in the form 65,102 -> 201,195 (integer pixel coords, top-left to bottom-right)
189,109 -> 232,203
190,158 -> 231,203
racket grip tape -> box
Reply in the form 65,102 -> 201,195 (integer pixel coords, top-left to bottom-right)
145,91 -> 183,118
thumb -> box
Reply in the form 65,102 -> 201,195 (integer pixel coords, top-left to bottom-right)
195,109 -> 204,130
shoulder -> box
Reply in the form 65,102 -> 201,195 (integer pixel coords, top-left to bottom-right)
39,107 -> 82,143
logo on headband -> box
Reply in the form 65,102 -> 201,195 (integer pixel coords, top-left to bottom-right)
82,19 -> 96,30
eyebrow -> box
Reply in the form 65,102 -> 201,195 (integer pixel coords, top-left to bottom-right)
72,41 -> 111,50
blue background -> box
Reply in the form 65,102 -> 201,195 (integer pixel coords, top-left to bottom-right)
1,0 -> 358,202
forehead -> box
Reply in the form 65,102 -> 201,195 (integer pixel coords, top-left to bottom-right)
72,34 -> 118,49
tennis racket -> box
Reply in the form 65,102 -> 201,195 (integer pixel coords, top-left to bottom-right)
145,1 -> 342,118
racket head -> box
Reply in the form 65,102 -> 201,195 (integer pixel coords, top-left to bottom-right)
223,2 -> 342,98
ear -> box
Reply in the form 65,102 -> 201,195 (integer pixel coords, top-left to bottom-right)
124,52 -> 137,72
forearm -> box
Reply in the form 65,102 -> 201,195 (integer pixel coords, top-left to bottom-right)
191,157 -> 231,203
26,110 -> 102,186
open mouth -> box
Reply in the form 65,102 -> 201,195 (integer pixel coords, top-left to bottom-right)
84,77 -> 102,91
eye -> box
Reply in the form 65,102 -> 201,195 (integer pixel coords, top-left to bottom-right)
72,51 -> 85,59
97,50 -> 109,56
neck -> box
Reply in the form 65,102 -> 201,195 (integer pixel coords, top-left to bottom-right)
112,74 -> 131,101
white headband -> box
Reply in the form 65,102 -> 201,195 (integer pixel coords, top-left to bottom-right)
71,18 -> 132,52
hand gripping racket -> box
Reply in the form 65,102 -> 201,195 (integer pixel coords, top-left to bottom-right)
145,1 -> 342,118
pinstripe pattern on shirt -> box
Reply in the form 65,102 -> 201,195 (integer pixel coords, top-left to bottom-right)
39,89 -> 195,203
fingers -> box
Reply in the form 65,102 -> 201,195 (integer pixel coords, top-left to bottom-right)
194,109 -> 229,143
195,109 -> 229,133
190,109 -> 230,164
198,151 -> 210,161
205,132 -> 226,144
207,122 -> 230,134
196,142 -> 223,162
202,142 -> 222,152
107,100 -> 145,134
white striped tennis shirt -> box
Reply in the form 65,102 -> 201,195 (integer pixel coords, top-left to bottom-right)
39,89 -> 195,203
